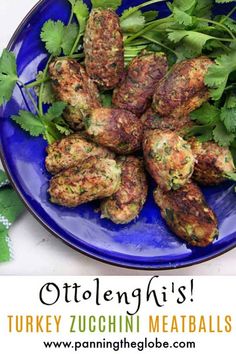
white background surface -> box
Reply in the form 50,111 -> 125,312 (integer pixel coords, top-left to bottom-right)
0,0 -> 235,275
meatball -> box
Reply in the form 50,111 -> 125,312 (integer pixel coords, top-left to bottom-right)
141,108 -> 194,136
49,59 -> 101,130
85,108 -> 143,154
152,56 -> 213,118
101,156 -> 148,224
153,182 -> 219,247
45,133 -> 114,175
49,157 -> 121,208
143,130 -> 195,191
113,52 -> 168,116
84,9 -> 124,90
190,138 -> 235,185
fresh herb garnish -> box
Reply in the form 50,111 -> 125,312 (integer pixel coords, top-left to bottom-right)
0,49 -> 18,105
1,0 -> 236,146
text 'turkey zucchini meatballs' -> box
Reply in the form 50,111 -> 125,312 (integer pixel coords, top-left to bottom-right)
101,156 -> 148,224
113,52 -> 168,116
49,59 -> 101,130
48,157 -> 121,208
45,133 -> 115,175
153,182 -> 219,247
143,130 -> 195,191
152,56 -> 213,118
189,139 -> 235,185
85,108 -> 143,154
84,9 -> 124,90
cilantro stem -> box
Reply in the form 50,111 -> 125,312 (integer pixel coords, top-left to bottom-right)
196,17 -> 235,39
19,81 -> 40,116
142,34 -> 178,56
57,53 -> 85,60
38,55 -> 53,116
25,77 -> 50,89
225,84 -> 236,91
211,37 -> 235,43
68,7 -> 74,25
121,0 -> 164,20
220,6 -> 236,24
124,15 -> 174,44
70,31 -> 83,56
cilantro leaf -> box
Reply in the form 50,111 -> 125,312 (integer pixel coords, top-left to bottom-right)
61,23 -> 79,55
12,102 -> 68,142
91,0 -> 121,10
205,51 -> 236,100
43,102 -> 67,122
73,0 -> 89,35
54,124 -> 72,136
172,7 -> 193,26
192,0 -> 213,18
0,49 -> 18,105
221,106 -> 236,133
40,20 -> 65,56
40,20 -> 80,56
121,10 -> 146,33
220,94 -> 236,133
216,16 -> 236,34
190,102 -> 220,125
213,121 -> 235,146
168,30 -> 212,55
143,11 -> 158,22
35,72 -> 55,105
186,124 -> 213,142
12,111 -> 45,137
172,0 -> 196,12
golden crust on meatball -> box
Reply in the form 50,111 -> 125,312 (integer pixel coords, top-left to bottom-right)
49,59 -> 101,130
190,138 -> 235,185
143,130 -> 195,191
154,182 -> 219,247
45,133 -> 114,175
84,9 -> 124,90
48,157 -> 121,207
152,57 -> 213,119
85,108 -> 143,154
101,156 -> 148,224
113,52 -> 168,116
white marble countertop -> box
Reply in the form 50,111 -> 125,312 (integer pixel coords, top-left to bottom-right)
0,0 -> 235,276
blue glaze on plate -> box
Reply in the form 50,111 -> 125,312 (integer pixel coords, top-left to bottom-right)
0,0 -> 236,269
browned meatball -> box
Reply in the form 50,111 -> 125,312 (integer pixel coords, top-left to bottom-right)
141,108 -> 194,136
113,52 -> 168,116
152,57 -> 213,118
85,108 -> 143,154
101,156 -> 148,224
84,9 -> 124,90
49,59 -> 101,130
154,182 -> 219,247
190,138 -> 235,185
49,157 -> 121,208
45,133 -> 114,175
143,130 -> 195,191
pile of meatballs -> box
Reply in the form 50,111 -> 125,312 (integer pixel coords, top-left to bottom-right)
45,8 -> 235,248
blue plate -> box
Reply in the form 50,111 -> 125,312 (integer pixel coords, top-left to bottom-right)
1,0 -> 236,270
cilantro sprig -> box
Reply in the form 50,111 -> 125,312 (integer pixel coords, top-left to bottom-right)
0,50 -> 18,105
187,91 -> 236,161
1,0 -> 236,147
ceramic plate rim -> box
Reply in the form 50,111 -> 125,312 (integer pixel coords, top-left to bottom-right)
1,0 -> 236,271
